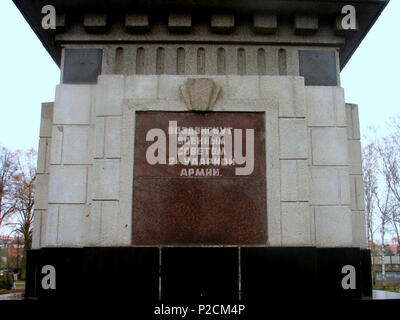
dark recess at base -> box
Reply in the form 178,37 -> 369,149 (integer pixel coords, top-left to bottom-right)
25,247 -> 372,301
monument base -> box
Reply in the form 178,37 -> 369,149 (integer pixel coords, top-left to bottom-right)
25,247 -> 372,301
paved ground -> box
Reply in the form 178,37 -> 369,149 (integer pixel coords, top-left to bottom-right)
0,281 -> 25,300
1,290 -> 399,301
372,290 -> 400,299
0,292 -> 24,300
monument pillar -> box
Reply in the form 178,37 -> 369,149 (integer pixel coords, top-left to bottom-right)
13,0 -> 388,302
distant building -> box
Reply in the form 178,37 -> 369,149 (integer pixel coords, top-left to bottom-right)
388,243 -> 399,256
0,235 -> 24,270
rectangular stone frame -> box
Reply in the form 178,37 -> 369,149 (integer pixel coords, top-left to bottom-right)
119,75 -> 281,246
132,111 -> 267,245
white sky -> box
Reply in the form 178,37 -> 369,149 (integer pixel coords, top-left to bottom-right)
0,1 -> 399,151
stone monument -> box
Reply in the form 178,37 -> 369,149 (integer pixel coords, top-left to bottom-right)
13,0 -> 389,302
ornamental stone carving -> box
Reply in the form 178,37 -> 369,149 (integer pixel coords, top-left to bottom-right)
180,78 -> 221,111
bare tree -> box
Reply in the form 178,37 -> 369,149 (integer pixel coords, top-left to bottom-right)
0,146 -> 16,230
362,141 -> 378,250
374,181 -> 392,287
375,131 -> 400,287
363,119 -> 400,288
6,149 -> 36,278
362,140 -> 380,284
379,122 -> 400,248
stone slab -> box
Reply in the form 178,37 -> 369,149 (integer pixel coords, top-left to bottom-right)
83,13 -> 107,33
306,86 -> 346,126
279,119 -> 308,159
161,247 -> 238,301
33,248 -> 83,300
43,205 -> 59,246
352,210 -> 367,248
211,14 -> 235,33
104,117 -> 122,158
168,14 -> 192,33
83,247 -> 159,300
260,76 -> 306,118
49,126 -> 62,164
35,174 -> 49,210
39,103 -> 54,138
350,175 -> 365,211
37,138 -> 51,174
100,201 -> 120,245
48,166 -> 87,204
62,49 -> 103,84
315,206 -> 353,247
346,103 -> 361,139
299,50 -> 337,86
316,248 -> 361,299
280,160 -> 309,202
361,249 -> 373,298
310,167 -> 340,205
227,76 -> 260,100
94,118 -> 105,158
32,210 -> 43,249
25,246 -> 372,301
132,112 -> 267,245
125,75 -> 158,99
281,202 -> 311,246
253,14 -> 277,34
93,159 -> 120,200
58,205 -> 85,246
94,75 -> 124,116
294,15 -> 318,35
125,14 -> 150,33
311,127 -> 349,165
348,139 -> 363,174
62,126 -> 90,164
241,247 -> 317,301
53,85 -> 92,124
28,247 -> 158,301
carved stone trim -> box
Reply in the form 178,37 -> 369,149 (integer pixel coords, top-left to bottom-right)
179,78 -> 221,111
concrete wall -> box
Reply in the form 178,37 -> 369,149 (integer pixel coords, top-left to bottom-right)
62,44 -> 337,79
32,75 -> 367,249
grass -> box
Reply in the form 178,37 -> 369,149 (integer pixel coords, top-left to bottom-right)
374,285 -> 400,293
382,288 -> 400,293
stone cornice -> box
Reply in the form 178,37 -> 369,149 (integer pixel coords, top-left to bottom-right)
13,0 -> 389,69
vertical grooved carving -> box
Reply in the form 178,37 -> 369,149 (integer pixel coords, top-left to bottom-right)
217,48 -> 226,75
136,47 -> 145,74
278,48 -> 287,76
257,48 -> 266,75
177,47 -> 185,75
156,47 -> 165,75
114,47 -> 124,74
197,47 -> 205,75
237,48 -> 246,75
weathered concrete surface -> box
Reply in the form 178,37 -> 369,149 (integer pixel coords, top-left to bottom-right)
33,75 -> 366,249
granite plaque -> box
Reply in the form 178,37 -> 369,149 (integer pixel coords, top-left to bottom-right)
62,48 -> 102,84
299,50 -> 337,86
132,112 -> 267,245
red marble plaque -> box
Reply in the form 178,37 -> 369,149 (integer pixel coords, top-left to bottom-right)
132,112 -> 267,245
